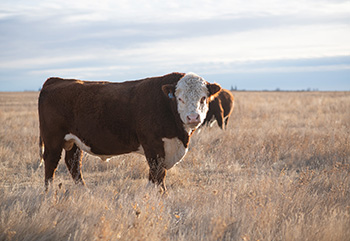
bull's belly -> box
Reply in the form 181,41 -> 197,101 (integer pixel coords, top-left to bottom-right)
64,134 -> 187,169
63,133 -> 137,162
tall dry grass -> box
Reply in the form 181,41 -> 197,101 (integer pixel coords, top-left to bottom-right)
0,91 -> 349,241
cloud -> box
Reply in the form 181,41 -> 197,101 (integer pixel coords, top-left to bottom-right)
111,23 -> 350,67
2,14 -> 349,66
1,0 -> 350,91
2,0 -> 350,22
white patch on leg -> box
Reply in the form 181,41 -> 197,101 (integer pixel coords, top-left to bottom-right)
162,137 -> 188,169
209,119 -> 217,127
39,144 -> 45,167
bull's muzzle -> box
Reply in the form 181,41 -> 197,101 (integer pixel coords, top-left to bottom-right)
186,113 -> 201,125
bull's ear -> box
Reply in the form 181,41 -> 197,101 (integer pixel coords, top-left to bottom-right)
207,83 -> 221,98
162,84 -> 176,99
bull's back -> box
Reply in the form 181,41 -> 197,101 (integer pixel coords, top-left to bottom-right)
39,78 -> 97,121
39,77 -> 137,126
38,77 -> 140,155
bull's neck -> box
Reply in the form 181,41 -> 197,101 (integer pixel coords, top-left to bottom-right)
179,125 -> 198,148
178,129 -> 190,148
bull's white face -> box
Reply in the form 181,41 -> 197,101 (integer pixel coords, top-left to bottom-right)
175,73 -> 210,132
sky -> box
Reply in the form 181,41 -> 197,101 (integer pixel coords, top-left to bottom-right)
0,0 -> 350,91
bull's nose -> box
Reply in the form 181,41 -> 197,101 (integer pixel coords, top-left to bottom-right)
187,113 -> 200,124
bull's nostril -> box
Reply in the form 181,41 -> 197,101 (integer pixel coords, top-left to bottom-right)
187,114 -> 200,123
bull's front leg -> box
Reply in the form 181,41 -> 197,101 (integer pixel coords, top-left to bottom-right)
147,157 -> 167,192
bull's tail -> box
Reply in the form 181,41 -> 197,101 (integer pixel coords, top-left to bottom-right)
39,135 -> 44,167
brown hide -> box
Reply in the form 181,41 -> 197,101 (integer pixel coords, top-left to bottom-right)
38,72 -> 221,191
202,89 -> 234,129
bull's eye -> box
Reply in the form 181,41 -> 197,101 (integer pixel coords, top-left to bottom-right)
200,96 -> 206,104
178,98 -> 185,104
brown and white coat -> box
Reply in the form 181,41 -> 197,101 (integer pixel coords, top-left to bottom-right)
38,72 -> 221,191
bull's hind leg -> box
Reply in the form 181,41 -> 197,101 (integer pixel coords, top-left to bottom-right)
44,148 -> 62,190
65,144 -> 85,185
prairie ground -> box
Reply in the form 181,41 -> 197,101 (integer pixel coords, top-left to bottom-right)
0,91 -> 349,241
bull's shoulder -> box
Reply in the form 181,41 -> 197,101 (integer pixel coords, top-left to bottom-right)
132,72 -> 186,101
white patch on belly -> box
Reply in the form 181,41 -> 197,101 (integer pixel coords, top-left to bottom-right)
64,133 -> 112,162
162,137 -> 188,169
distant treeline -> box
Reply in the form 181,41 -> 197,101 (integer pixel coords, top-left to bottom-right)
230,85 -> 320,92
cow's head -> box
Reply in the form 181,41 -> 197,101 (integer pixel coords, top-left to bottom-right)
162,73 -> 221,132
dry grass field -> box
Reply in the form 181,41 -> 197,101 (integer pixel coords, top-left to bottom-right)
0,91 -> 349,241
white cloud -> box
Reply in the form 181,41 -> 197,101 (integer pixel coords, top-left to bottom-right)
123,23 -> 350,65
1,0 -> 350,90
29,65 -> 134,80
2,0 -> 350,22
1,21 -> 349,77
0,55 -> 96,69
